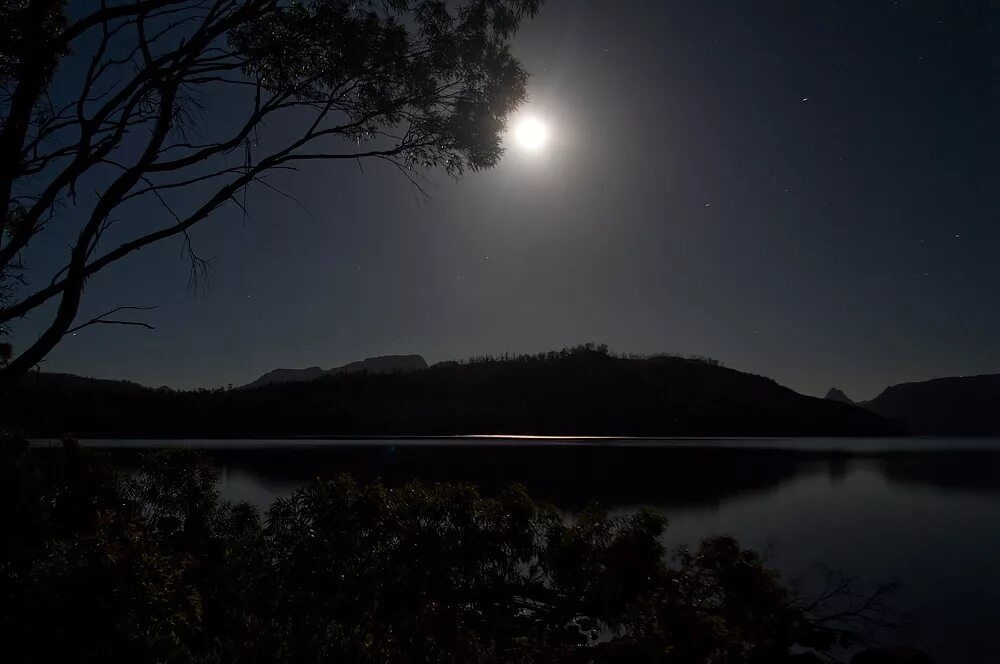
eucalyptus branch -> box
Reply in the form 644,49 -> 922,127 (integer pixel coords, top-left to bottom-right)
66,305 -> 158,335
0,0 -> 541,378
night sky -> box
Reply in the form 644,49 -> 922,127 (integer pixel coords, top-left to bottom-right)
14,0 -> 998,400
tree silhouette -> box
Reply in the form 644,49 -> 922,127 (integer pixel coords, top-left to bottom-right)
0,0 -> 541,381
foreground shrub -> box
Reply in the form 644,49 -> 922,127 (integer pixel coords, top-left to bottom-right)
0,445 -> 893,663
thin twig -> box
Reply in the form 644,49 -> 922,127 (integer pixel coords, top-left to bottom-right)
66,305 -> 158,335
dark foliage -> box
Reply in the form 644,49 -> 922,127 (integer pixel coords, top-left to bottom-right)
0,442 -> 892,663
14,345 -> 894,438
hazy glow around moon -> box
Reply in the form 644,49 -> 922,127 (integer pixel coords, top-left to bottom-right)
514,116 -> 549,151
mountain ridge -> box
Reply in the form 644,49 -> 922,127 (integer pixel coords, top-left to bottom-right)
15,347 -> 895,438
242,354 -> 428,389
858,373 -> 1000,435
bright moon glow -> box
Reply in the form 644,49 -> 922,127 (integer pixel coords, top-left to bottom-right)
514,116 -> 549,151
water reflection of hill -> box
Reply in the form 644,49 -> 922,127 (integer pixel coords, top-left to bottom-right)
203,446 -> 806,510
877,451 -> 1000,494
181,445 -> 969,509
97,444 -> 1000,510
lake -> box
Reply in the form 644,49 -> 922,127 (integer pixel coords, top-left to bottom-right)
35,436 -> 1000,663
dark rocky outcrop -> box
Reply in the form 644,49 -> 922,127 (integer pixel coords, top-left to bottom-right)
825,387 -> 854,404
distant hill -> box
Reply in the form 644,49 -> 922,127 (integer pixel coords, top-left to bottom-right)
15,346 -> 894,438
242,354 -> 428,389
825,388 -> 854,404
859,374 -> 1000,435
20,371 -> 149,393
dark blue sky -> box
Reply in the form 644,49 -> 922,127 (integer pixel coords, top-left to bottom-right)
15,0 -> 998,399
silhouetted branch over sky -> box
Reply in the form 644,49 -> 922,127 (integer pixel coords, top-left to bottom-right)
0,0 -> 541,381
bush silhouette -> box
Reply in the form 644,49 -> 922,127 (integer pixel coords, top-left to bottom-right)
1,444 -> 896,663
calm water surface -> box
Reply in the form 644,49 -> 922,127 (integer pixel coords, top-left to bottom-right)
35,436 -> 1000,663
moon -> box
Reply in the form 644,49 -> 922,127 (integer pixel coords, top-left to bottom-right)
514,116 -> 549,151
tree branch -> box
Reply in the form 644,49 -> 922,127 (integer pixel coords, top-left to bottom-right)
66,305 -> 158,335
0,0 -> 537,378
